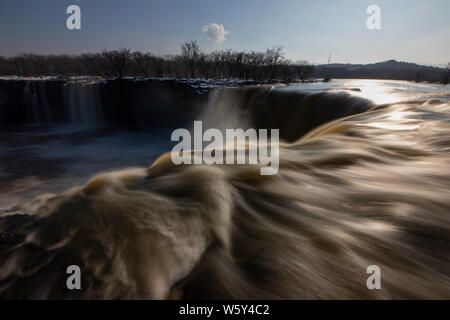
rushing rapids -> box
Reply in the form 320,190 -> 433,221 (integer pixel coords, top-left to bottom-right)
0,85 -> 450,299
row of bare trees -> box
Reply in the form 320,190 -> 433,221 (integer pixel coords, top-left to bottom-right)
0,41 -> 315,82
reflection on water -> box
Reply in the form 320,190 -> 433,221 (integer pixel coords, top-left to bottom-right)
0,126 -> 172,209
282,79 -> 450,104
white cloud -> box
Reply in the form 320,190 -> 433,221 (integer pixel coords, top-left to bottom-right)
202,23 -> 230,44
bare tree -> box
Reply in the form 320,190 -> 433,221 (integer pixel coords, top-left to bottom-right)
132,51 -> 153,77
296,61 -> 316,83
181,41 -> 200,78
79,53 -> 108,76
210,50 -> 223,79
11,56 -> 26,76
265,46 -> 283,81
101,48 -> 131,79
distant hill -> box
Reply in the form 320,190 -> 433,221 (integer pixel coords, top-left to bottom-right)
314,60 -> 449,83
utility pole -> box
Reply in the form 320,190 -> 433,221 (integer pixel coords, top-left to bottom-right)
323,53 -> 333,83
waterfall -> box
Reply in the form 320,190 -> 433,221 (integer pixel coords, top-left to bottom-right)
23,81 -> 53,124
63,81 -> 104,125
201,86 -> 374,141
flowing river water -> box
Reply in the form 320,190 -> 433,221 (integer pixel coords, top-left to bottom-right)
0,79 -> 449,299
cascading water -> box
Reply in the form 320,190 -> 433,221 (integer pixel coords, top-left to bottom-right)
23,81 -> 53,124
1,83 -> 450,299
63,81 -> 104,125
201,85 -> 374,141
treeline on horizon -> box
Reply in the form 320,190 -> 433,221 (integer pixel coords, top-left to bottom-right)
0,41 -> 315,82
0,41 -> 448,84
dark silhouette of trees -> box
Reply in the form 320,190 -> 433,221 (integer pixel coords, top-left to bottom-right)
0,42 -> 317,82
265,46 -> 283,81
1,45 -> 447,84
101,48 -> 131,79
131,51 -> 153,77
181,41 -> 200,78
296,61 -> 316,83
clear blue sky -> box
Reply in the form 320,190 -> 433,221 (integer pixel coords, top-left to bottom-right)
1,0 -> 449,65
